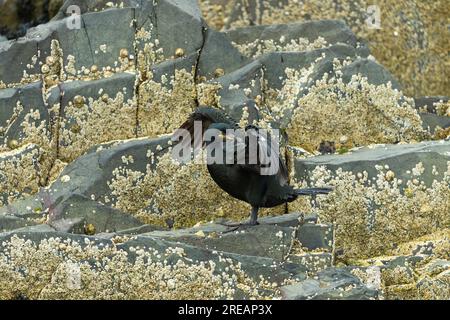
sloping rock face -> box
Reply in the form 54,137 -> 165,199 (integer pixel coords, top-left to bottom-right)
199,0 -> 449,98
0,0 -> 448,300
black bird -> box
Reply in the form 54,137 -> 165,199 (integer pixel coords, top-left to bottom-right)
175,107 -> 332,227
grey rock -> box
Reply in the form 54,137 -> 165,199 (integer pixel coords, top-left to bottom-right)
0,230 -> 307,298
49,217 -> 85,233
142,223 -> 296,261
0,36 -> 40,85
288,253 -> 333,274
258,212 -> 301,228
259,44 -> 357,91
0,82 -> 52,150
51,193 -> 143,233
0,144 -> 45,207
419,113 -> 450,134
197,28 -> 250,80
224,20 -> 362,57
149,52 -> 199,87
0,215 -> 39,232
414,96 -> 449,114
293,140 -> 450,188
281,267 -> 378,300
341,58 -> 401,89
297,223 -> 333,252
0,36 -> 7,42
212,60 -> 263,122
1,137 -> 170,220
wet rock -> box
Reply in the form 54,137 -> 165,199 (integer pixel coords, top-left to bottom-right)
49,217 -> 85,233
281,267 -> 379,300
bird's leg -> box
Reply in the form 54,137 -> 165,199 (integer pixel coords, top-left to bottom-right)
249,206 -> 259,225
220,207 -> 260,233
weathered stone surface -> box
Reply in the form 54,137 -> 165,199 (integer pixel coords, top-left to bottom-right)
281,267 -> 379,300
419,113 -> 450,134
293,140 -> 450,188
259,44 -> 357,91
224,20 -> 365,57
142,223 -> 295,261
0,144 -> 45,207
197,28 -> 250,79
0,36 -> 40,85
297,223 -> 333,252
288,253 -> 333,274
212,60 -> 263,122
47,72 -> 138,162
414,96 -> 449,114
0,136 -> 170,219
51,193 -> 143,233
341,58 -> 401,89
0,82 -> 52,151
49,217 -> 85,233
0,215 -> 39,232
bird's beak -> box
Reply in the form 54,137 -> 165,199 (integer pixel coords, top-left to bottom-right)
218,132 -> 234,141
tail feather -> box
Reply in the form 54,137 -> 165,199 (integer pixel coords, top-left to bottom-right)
295,187 -> 333,196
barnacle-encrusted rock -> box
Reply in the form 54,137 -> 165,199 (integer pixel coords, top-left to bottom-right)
280,267 -> 379,300
0,144 -> 47,207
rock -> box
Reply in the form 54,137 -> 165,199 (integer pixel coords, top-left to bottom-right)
297,223 -> 333,252
142,223 -> 296,261
0,230 -> 308,298
224,20 -> 365,58
197,28 -> 250,80
414,96 -> 449,114
419,113 -> 450,134
47,72 -> 137,162
0,144 -> 45,207
281,267 -> 379,300
341,58 -> 401,90
51,193 -> 143,233
0,81 -> 53,151
259,44 -> 356,91
293,140 -> 450,188
0,36 -> 7,42
211,60 -> 263,122
49,217 -> 85,233
288,253 -> 333,274
0,215 -> 39,232
0,136 -> 170,220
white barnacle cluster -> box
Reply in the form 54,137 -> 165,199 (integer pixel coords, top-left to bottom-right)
0,235 -> 277,299
289,161 -> 450,260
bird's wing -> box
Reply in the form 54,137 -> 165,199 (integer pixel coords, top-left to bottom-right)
232,127 -> 288,180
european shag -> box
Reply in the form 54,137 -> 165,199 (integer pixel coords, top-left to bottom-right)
175,107 -> 332,227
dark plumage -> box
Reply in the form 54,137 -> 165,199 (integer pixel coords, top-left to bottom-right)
177,107 -> 332,227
